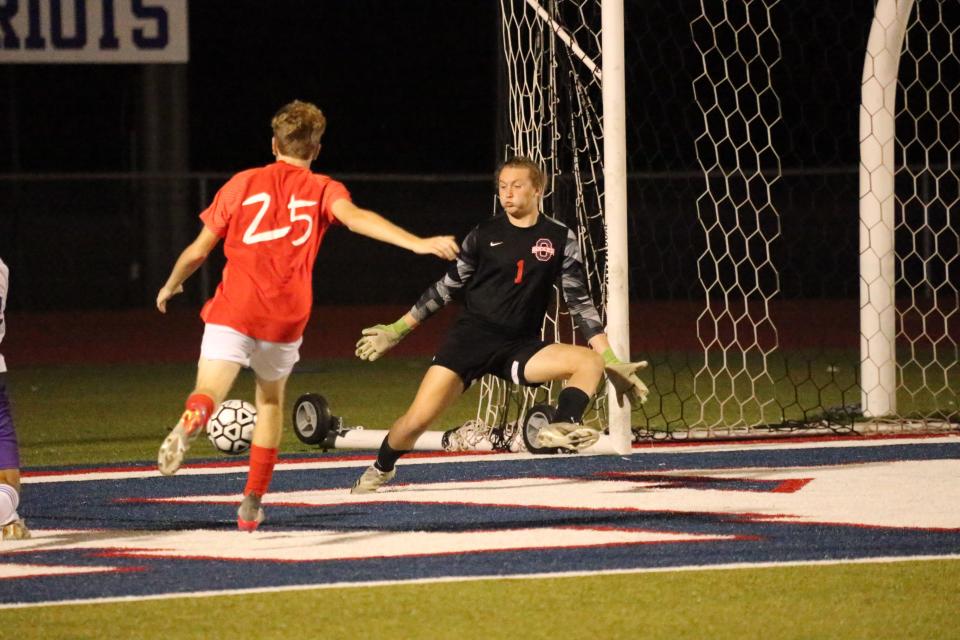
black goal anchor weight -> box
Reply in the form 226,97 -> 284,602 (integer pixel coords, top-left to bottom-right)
292,393 -> 575,454
292,392 -> 443,451
291,393 -> 341,449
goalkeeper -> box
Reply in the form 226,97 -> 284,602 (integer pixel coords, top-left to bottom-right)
352,155 -> 648,493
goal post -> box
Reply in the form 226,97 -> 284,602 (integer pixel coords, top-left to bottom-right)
484,0 -> 621,446
859,0 -> 914,418
601,0 -> 632,454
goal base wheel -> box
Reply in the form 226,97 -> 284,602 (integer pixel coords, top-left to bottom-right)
292,393 -> 338,447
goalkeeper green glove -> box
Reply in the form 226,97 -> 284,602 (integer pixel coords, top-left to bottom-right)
602,347 -> 650,407
355,318 -> 412,362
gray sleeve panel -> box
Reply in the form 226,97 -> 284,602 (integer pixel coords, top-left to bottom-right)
560,228 -> 605,340
408,227 -> 479,323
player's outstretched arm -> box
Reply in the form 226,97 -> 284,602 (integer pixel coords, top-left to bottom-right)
356,227 -> 476,362
331,200 -> 458,260
587,334 -> 650,407
156,227 -> 220,313
355,312 -> 420,362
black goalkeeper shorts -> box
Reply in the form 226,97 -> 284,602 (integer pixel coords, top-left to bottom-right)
432,318 -> 550,389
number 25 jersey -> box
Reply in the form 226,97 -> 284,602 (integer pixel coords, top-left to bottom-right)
199,161 -> 351,342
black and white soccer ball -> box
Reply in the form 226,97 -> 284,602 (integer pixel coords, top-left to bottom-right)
206,399 -> 257,455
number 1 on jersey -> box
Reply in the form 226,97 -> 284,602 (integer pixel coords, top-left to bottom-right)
514,259 -> 524,284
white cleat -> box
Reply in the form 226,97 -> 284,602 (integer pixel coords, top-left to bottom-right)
350,465 -> 396,494
157,409 -> 205,476
536,422 -> 600,451
1,518 -> 31,540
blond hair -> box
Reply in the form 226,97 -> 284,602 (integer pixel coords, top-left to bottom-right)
497,155 -> 545,191
271,100 -> 326,160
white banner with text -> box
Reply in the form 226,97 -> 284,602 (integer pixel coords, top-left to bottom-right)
0,0 -> 188,63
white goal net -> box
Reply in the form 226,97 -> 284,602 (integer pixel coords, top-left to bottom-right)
462,0 -> 609,450
890,0 -> 960,421
469,0 -> 959,450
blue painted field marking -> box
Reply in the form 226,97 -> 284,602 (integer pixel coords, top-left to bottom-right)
2,436 -> 959,607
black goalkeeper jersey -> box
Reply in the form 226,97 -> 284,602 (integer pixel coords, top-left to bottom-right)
409,213 -> 604,340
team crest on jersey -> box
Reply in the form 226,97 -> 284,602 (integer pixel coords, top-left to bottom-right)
531,238 -> 555,261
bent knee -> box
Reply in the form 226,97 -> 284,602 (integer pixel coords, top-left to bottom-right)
578,349 -> 605,374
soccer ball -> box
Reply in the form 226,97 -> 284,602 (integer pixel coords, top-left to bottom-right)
206,399 -> 257,455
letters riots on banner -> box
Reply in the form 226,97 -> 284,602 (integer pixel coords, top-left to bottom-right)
0,0 -> 188,63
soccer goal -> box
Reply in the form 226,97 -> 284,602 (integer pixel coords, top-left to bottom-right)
458,0 -> 632,454
459,0 -> 960,450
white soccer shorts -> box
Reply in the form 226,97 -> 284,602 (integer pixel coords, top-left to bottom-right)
200,324 -> 302,381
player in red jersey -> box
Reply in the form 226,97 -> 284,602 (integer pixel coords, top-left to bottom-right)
155,100 -> 458,531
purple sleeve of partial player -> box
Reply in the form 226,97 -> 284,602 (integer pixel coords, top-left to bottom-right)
0,376 -> 20,470
0,258 -> 18,469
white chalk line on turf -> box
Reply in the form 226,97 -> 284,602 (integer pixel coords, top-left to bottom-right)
23,434 -> 959,484
2,553 -> 958,610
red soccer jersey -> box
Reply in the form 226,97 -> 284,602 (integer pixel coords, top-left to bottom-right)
199,160 -> 350,342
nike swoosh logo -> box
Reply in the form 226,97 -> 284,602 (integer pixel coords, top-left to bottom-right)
490,241 -> 503,246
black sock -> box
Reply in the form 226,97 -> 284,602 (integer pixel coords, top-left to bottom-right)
374,435 -> 409,472
555,387 -> 590,423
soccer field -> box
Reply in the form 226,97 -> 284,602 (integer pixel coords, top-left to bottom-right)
2,359 -> 959,639
4,562 -> 959,640
4,0 -> 960,635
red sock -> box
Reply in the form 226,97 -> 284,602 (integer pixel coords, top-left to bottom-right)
244,445 -> 278,497
185,393 -> 215,427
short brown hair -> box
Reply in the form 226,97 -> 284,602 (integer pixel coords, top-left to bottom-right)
271,100 -> 327,160
497,155 -> 545,191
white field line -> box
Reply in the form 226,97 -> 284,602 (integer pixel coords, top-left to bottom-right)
2,554 -> 957,610
23,434 -> 960,484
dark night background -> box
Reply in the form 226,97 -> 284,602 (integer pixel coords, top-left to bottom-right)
0,1 -> 955,312
0,1 -> 499,174
0,1 -> 502,310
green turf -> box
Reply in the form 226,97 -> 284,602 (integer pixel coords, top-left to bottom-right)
3,359 -> 956,637
9,354 -> 957,466
3,560 -> 958,639
8,358 -> 481,467
638,348 -> 958,433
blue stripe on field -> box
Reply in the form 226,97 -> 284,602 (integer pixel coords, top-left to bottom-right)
4,521 -> 959,605
3,440 -> 959,605
21,439 -> 959,475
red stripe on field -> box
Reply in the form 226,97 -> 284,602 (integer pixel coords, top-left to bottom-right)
772,478 -> 813,493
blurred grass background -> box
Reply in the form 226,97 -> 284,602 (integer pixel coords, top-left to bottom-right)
9,358 -> 481,467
